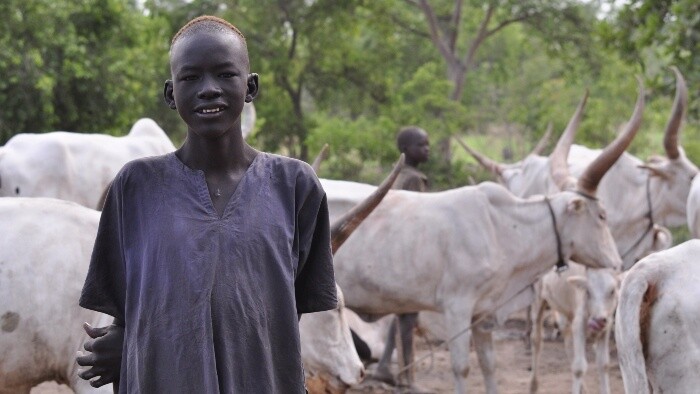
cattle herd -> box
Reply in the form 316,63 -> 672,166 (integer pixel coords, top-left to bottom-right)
1,70 -> 699,394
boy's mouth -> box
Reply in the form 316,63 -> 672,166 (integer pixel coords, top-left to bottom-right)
197,107 -> 224,114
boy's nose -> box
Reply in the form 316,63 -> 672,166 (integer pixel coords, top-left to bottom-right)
198,79 -> 222,99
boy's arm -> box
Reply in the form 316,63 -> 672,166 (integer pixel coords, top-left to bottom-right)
76,318 -> 123,389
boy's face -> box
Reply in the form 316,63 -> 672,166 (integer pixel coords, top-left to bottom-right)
404,131 -> 430,164
164,30 -> 258,139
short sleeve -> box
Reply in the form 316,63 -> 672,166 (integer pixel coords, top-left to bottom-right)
294,176 -> 337,314
79,176 -> 127,322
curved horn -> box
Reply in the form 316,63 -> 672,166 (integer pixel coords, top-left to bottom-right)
663,66 -> 687,160
311,144 -> 330,174
330,154 -> 405,253
454,136 -> 504,176
530,122 -> 553,157
550,90 -> 589,191
578,78 -> 645,195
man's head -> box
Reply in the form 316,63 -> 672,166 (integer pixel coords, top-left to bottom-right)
164,16 -> 258,139
396,126 -> 430,165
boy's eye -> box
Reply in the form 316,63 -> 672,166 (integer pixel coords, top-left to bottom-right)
181,75 -> 198,81
219,72 -> 235,78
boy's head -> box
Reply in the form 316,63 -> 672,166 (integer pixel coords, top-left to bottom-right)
396,126 -> 430,165
164,16 -> 259,138
170,16 -> 249,71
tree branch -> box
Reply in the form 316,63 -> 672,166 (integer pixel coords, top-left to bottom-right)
484,14 -> 531,40
462,2 -> 496,70
418,0 -> 456,64
448,0 -> 463,53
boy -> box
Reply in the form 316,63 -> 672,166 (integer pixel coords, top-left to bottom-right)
76,16 -> 336,393
372,126 -> 429,391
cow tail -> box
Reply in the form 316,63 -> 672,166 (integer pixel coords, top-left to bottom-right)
615,271 -> 652,394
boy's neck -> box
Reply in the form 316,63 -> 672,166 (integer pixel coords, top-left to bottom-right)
177,133 -> 256,173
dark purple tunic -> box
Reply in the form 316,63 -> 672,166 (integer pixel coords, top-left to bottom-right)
80,152 -> 337,393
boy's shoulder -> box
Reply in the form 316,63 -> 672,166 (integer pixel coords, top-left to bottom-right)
262,152 -> 317,179
114,152 -> 174,183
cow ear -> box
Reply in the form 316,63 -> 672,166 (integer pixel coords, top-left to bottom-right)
567,276 -> 588,290
567,197 -> 585,213
638,163 -> 671,179
652,225 -> 673,251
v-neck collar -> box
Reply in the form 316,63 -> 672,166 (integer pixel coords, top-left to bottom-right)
170,151 -> 264,220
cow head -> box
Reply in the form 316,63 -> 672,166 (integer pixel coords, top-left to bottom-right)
548,79 -> 645,271
567,268 -> 619,333
299,284 -> 365,392
639,67 -> 699,227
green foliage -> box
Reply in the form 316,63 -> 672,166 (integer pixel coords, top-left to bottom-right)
0,0 -> 167,143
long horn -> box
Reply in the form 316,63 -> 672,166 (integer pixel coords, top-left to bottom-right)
663,66 -> 687,160
453,137 -> 504,176
550,90 -> 589,191
578,78 -> 645,195
330,154 -> 405,253
530,122 -> 553,156
311,144 -> 330,174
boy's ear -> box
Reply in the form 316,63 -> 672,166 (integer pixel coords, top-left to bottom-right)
163,80 -> 176,110
246,73 -> 259,102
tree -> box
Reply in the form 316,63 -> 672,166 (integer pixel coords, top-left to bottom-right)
0,0 -> 165,143
601,0 -> 700,116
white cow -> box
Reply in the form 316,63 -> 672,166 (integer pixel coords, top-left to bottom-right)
463,69 -> 696,270
529,263 -> 621,394
0,119 -> 176,209
615,239 -> 700,394
0,198 -> 111,394
330,137 -> 626,394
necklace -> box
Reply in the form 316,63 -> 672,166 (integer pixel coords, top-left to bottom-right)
215,188 -> 221,197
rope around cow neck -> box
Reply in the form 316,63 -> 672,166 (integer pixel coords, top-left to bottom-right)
619,175 -> 655,262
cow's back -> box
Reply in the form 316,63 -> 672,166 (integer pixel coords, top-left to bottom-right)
0,120 -> 175,208
0,198 -> 100,391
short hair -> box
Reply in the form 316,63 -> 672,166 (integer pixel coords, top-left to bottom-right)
396,126 -> 427,151
171,15 -> 247,49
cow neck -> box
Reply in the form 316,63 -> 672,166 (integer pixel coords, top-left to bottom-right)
544,196 -> 568,272
619,175 -> 655,262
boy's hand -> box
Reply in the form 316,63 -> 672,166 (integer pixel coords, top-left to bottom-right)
76,322 -> 123,387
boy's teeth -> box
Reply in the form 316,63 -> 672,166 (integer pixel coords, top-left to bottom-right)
202,108 -> 221,113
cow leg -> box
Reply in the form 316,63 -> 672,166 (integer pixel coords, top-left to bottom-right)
593,328 -> 612,394
570,309 -> 588,394
444,304 -> 475,394
473,322 -> 497,394
372,316 -> 398,385
529,297 -> 547,394
395,313 -> 419,388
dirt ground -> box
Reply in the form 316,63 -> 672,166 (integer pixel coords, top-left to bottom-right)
32,317 -> 624,394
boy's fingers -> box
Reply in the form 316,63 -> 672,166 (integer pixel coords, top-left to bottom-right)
83,322 -> 108,338
90,376 -> 112,388
83,340 -> 94,352
76,351 -> 94,367
79,367 -> 100,380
